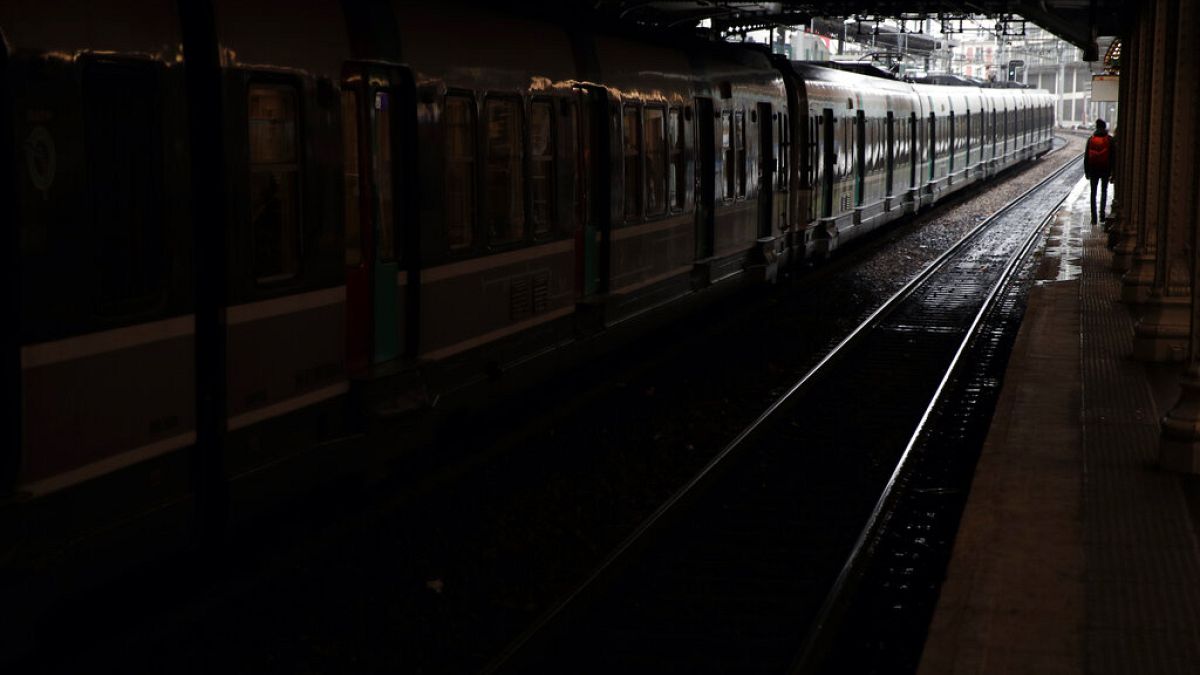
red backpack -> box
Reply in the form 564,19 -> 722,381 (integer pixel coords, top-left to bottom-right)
1087,134 -> 1111,173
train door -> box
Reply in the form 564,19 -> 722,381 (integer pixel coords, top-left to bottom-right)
575,86 -> 608,298
757,102 -> 774,238
821,108 -> 834,218
343,63 -> 414,372
885,111 -> 894,196
694,96 -> 715,259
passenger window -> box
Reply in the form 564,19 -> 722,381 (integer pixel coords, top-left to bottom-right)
561,101 -> 582,230
624,105 -> 641,219
644,106 -> 667,216
735,109 -> 746,198
445,94 -> 476,249
530,99 -> 555,235
484,97 -> 525,244
85,59 -> 166,313
778,112 -> 788,191
341,89 -> 362,265
721,111 -> 734,200
668,108 -> 686,211
248,83 -> 302,284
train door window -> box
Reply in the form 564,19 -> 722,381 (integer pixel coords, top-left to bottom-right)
928,112 -> 936,179
484,97 -> 525,244
84,59 -> 166,313
948,111 -> 955,171
341,89 -> 362,265
966,109 -> 972,164
371,91 -> 397,261
885,112 -> 894,195
668,107 -> 687,211
248,82 -> 302,284
445,94 -> 476,249
807,115 -> 817,190
530,99 -> 555,236
645,106 -> 667,216
623,104 -> 642,219
560,100 -> 582,231
734,109 -> 746,198
854,111 -> 865,205
721,110 -> 733,201
909,112 -> 918,187
778,112 -> 789,191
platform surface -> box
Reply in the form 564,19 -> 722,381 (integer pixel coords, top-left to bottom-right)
918,181 -> 1200,674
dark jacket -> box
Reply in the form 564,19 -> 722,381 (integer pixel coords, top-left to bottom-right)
1084,130 -> 1114,179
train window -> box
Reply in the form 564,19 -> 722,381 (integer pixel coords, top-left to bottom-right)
341,90 -> 362,265
668,107 -> 686,211
777,112 -> 788,191
811,115 -> 820,187
445,94 -> 476,249
561,101 -> 582,230
735,109 -> 746,198
372,91 -> 397,261
530,99 -> 555,235
84,59 -> 166,313
248,83 -> 302,284
484,97 -> 525,244
623,105 -> 642,219
645,106 -> 667,216
721,111 -> 733,201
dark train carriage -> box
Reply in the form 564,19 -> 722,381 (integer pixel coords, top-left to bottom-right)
358,3 -> 583,402
686,45 -> 789,285
786,63 -> 921,256
4,1 -> 197,528
208,0 -> 351,477
587,34 -> 702,316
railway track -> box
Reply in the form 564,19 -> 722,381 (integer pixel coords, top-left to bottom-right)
487,156 -> 1085,674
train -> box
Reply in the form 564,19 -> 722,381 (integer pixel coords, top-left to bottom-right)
0,1 -> 1055,569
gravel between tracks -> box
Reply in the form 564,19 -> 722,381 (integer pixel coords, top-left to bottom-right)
38,136 -> 1085,675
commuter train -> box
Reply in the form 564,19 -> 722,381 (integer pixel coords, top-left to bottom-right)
0,1 -> 1054,562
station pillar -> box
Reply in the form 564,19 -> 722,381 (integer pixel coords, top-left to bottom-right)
1121,0 -> 1170,305
1111,9 -> 1149,272
1159,0 -> 1200,471
1103,36 -> 1133,249
1134,0 -> 1191,361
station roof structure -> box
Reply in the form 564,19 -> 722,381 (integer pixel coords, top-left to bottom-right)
574,1 -> 1126,60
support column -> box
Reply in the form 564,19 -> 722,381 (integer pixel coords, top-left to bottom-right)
1104,38 -> 1132,244
1111,12 -> 1148,271
1121,0 -> 1168,302
1160,0 -> 1200,471
1135,0 -> 1190,361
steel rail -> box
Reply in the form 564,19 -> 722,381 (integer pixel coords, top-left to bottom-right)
485,152 -> 1084,673
791,155 -> 1084,674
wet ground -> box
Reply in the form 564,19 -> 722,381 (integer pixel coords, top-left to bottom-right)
21,137 -> 1084,674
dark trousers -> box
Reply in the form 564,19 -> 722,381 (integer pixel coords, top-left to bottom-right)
1089,175 -> 1109,223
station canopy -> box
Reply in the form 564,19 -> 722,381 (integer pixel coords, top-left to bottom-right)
561,1 -> 1125,60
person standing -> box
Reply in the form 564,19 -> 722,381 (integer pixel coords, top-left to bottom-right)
1084,118 -> 1114,225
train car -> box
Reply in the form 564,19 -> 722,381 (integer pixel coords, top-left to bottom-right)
783,63 -> 924,257
4,0 -> 199,547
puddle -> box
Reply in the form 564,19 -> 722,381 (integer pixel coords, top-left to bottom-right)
1041,178 -> 1107,282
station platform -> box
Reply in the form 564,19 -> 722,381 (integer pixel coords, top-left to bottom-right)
918,181 -> 1200,673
